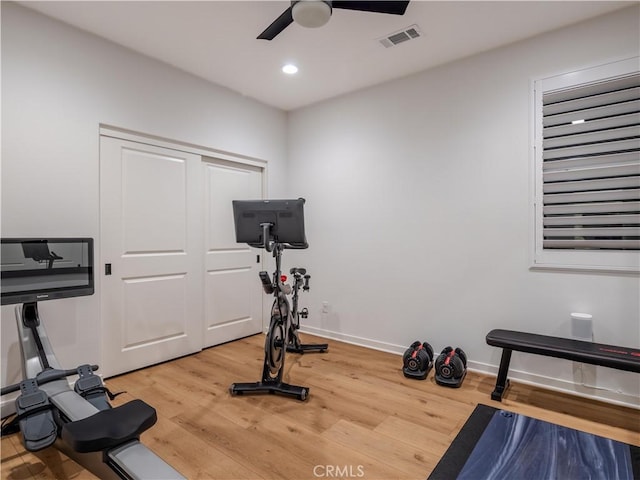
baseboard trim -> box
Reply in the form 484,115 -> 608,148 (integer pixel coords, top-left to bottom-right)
299,326 -> 640,410
300,325 -> 407,355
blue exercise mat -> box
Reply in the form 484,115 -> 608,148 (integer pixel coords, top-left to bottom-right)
458,409 -> 633,480
428,404 -> 639,480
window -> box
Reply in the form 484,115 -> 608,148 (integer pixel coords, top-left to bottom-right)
533,58 -> 640,273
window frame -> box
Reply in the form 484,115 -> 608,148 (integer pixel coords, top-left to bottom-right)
531,57 -> 640,274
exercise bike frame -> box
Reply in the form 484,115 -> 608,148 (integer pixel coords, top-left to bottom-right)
229,232 -> 310,401
2,303 -> 185,480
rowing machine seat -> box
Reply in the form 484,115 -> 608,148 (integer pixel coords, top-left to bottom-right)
61,399 -> 157,453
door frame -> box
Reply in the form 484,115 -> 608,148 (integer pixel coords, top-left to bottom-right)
100,125 -> 268,171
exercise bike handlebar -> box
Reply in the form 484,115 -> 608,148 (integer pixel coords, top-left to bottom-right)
1,365 -> 99,396
282,242 -> 308,250
288,268 -> 310,291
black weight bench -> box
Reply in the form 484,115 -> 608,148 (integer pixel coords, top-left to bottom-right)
486,329 -> 640,401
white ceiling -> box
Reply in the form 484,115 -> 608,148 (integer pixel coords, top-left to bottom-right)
20,1 -> 634,111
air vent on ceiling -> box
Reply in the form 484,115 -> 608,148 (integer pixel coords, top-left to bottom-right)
378,25 -> 422,48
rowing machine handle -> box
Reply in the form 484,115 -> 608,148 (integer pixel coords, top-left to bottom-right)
1,365 -> 99,396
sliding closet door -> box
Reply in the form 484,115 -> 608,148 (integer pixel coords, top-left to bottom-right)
203,159 -> 264,348
100,137 -> 203,378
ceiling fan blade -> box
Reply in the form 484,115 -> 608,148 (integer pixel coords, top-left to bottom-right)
332,1 -> 410,15
257,7 -> 294,40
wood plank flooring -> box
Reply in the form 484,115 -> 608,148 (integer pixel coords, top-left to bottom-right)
2,333 -> 639,479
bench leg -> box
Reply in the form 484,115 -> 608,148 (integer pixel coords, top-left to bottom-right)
491,348 -> 512,402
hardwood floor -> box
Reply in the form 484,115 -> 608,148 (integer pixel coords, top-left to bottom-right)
2,333 -> 639,479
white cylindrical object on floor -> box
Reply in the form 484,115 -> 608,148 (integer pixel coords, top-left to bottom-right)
570,312 -> 593,341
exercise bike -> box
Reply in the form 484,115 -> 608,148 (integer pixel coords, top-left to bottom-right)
228,198 -> 317,401
0,237 -> 185,479
230,242 -> 310,400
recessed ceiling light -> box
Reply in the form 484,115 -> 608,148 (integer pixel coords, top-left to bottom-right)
282,64 -> 298,75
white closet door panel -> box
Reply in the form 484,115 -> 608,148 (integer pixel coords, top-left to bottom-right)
203,160 -> 263,347
101,137 -> 202,377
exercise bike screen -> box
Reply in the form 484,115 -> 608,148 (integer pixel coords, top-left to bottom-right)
232,198 -> 307,247
1,238 -> 94,305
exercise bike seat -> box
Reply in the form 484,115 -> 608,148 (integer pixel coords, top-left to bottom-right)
61,399 -> 157,453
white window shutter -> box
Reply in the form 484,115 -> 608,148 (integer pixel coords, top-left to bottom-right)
533,58 -> 640,272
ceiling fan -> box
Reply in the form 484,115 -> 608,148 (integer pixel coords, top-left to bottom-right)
258,1 -> 411,40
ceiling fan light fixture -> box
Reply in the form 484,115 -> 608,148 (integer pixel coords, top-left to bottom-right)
292,1 -> 332,29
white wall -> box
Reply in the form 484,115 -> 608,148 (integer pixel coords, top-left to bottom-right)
287,6 -> 640,406
1,3 -> 287,386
